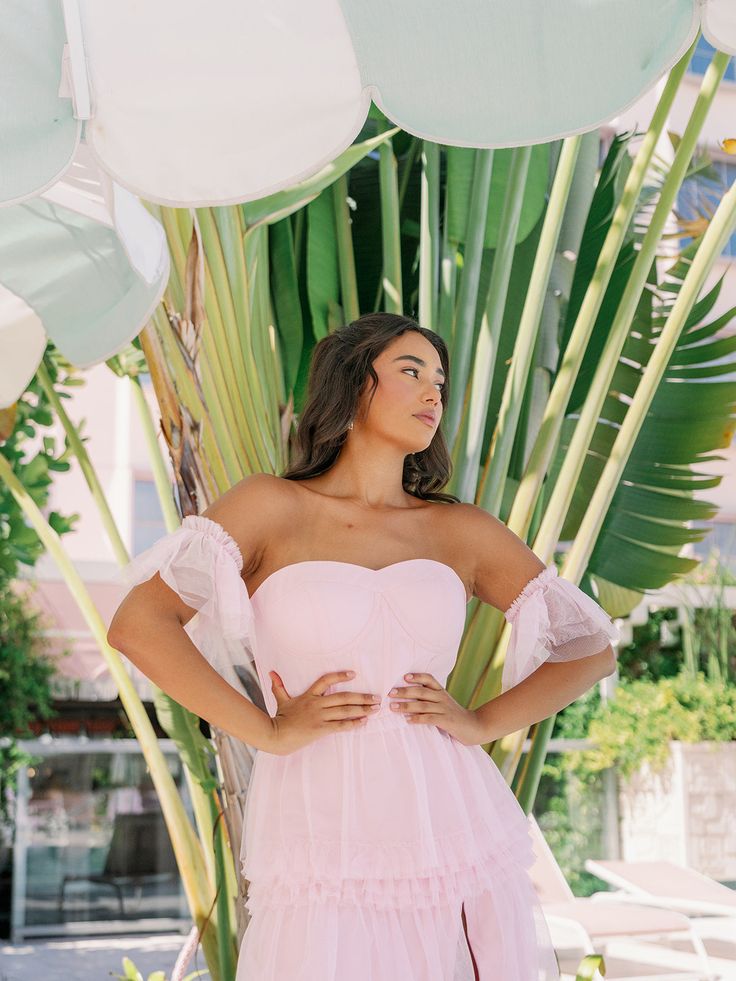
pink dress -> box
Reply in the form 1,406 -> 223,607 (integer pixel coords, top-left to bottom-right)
122,514 -> 620,981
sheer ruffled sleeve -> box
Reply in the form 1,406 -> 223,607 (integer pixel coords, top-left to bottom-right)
118,514 -> 256,684
501,563 -> 619,693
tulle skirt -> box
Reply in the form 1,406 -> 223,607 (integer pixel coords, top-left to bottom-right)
235,721 -> 560,980
236,867 -> 559,980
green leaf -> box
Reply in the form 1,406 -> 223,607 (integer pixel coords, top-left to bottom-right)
18,454 -> 49,487
121,957 -> 144,981
32,407 -> 54,427
243,129 -> 398,229
551,237 -> 736,601
306,189 -> 340,340
270,218 -> 304,392
446,143 -> 550,248
575,953 -> 606,979
153,691 -> 219,794
48,511 -> 79,535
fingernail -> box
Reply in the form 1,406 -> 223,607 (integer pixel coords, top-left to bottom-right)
406,674 -> 413,680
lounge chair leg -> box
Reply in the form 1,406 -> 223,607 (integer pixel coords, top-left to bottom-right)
688,925 -> 716,981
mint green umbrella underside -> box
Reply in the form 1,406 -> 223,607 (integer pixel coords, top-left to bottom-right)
1,0 -> 728,207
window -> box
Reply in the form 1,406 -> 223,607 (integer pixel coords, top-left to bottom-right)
132,478 -> 166,556
689,520 -> 736,575
12,742 -> 189,938
687,34 -> 736,82
676,159 -> 736,259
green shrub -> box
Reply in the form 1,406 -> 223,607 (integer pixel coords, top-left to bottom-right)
568,672 -> 736,783
0,587 -> 56,737
0,586 -> 57,821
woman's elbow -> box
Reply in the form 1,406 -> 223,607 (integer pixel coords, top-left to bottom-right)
107,609 -> 131,650
107,590 -> 146,649
107,585 -> 185,651
593,644 -> 618,679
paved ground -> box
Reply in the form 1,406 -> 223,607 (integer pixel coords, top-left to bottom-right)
1,918 -> 734,980
0,933 -> 189,981
558,916 -> 736,980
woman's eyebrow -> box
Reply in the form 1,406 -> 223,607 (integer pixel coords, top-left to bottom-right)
392,354 -> 445,379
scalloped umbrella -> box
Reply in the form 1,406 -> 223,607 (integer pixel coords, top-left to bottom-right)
1,0 -> 734,393
0,143 -> 169,407
2,0 -> 735,210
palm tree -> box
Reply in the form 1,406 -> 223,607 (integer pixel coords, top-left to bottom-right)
139,43 -> 736,952
5,38 -> 736,978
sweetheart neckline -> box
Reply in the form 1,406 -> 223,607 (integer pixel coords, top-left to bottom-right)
247,558 -> 471,605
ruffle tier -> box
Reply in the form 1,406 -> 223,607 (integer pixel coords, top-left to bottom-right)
241,721 -> 538,915
243,829 -> 532,914
237,899 -> 473,981
238,846 -> 560,980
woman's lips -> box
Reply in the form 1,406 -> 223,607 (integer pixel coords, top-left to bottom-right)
414,414 -> 435,427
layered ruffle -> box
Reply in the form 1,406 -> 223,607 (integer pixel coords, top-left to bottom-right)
238,833 -> 560,979
243,831 -> 532,914
241,722 -> 537,914
502,563 -> 620,693
119,514 -> 256,680
237,894 -> 479,980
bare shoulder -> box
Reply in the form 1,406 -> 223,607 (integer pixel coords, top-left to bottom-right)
443,502 -> 545,611
201,473 -> 296,577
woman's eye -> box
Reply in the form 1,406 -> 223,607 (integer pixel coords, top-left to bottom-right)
403,367 -> 443,391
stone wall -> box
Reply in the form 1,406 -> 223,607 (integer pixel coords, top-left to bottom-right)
618,741 -> 736,880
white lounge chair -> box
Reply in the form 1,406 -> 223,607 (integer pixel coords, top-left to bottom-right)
584,857 -> 736,921
527,815 -> 716,980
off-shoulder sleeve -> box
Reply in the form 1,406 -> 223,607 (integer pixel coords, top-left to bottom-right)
501,563 -> 619,693
118,514 -> 256,683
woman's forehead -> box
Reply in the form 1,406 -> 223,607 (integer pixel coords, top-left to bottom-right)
380,333 -> 442,367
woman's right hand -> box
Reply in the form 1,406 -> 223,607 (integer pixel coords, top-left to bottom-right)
267,670 -> 380,755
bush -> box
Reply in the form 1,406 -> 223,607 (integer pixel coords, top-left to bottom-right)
0,587 -> 56,737
567,672 -> 736,783
0,586 -> 57,821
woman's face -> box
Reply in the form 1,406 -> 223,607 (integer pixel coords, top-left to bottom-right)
357,331 -> 445,453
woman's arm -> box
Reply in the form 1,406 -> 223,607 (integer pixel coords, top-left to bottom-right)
107,474 -> 282,751
474,655 -> 613,744
453,504 -> 618,743
107,570 -> 275,750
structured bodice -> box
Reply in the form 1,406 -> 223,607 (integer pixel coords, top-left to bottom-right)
119,513 -> 620,710
248,559 -> 469,721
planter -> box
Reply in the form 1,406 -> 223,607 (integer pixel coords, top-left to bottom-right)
47,718 -> 82,736
84,718 -> 120,736
618,740 -> 736,880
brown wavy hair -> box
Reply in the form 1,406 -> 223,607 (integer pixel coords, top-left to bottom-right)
280,313 -> 461,504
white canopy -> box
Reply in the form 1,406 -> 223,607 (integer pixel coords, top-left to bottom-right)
0,1 -> 734,405
2,0 -> 734,208
0,144 -> 168,407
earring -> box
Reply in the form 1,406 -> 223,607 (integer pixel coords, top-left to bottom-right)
348,420 -> 354,430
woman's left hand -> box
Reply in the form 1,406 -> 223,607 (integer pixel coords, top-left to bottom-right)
387,673 -> 485,746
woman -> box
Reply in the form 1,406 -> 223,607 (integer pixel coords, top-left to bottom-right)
108,312 -> 619,980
